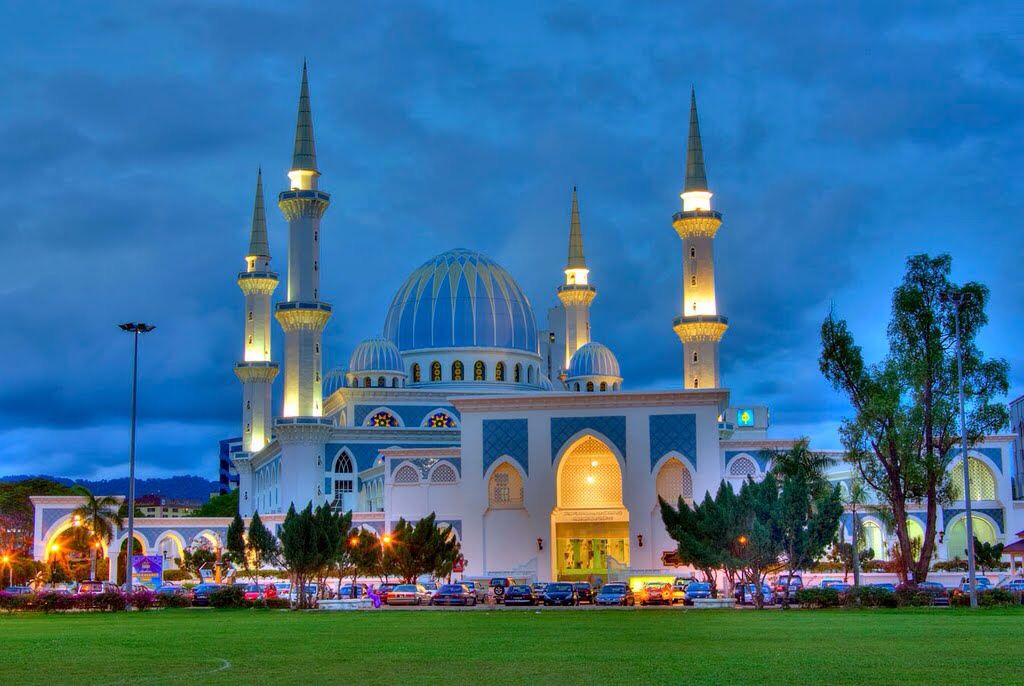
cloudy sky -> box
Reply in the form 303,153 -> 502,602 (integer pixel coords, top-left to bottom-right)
0,1 -> 1021,480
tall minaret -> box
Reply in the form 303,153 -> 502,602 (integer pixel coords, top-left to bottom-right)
556,186 -> 596,371
672,89 -> 727,388
234,169 -> 279,452
275,62 -> 331,418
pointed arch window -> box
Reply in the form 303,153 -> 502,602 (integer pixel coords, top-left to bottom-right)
452,360 -> 464,381
430,361 -> 442,382
690,275 -> 697,286
690,246 -> 696,259
692,351 -> 698,364
377,376 -> 385,388
411,363 -> 421,383
728,455 -> 757,478
692,377 -> 699,388
363,376 -> 372,388
514,364 -> 521,383
527,366 -> 534,383
430,463 -> 458,484
600,382 -> 607,391
495,362 -> 506,381
427,412 -> 456,428
393,465 -> 419,484
489,462 -> 523,508
586,381 -> 594,392
474,360 -> 486,381
656,458 -> 693,504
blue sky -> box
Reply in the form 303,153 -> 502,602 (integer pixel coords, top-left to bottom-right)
0,1 -> 1021,480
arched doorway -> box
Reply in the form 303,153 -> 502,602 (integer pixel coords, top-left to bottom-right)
551,435 -> 629,581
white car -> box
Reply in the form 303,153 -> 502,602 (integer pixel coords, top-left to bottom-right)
387,584 -> 430,605
287,583 -> 319,604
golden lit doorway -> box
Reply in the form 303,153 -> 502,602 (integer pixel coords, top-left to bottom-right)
551,435 -> 629,581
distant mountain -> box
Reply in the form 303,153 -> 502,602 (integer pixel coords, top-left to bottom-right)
0,474 -> 219,503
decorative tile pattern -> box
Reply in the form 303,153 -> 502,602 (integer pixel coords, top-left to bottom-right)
483,419 -> 529,475
550,416 -> 626,463
723,450 -> 772,471
389,457 -> 462,479
326,442 -> 459,472
41,508 -> 75,536
648,414 -> 697,471
942,507 -> 1004,532
353,404 -> 460,428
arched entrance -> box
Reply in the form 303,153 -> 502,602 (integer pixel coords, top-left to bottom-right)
551,435 -> 629,581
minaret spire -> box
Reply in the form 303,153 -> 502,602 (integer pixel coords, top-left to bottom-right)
684,87 -> 707,193
291,61 -> 318,174
247,167 -> 270,258
566,185 -> 586,269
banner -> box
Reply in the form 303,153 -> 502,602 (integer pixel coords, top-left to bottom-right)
131,555 -> 163,590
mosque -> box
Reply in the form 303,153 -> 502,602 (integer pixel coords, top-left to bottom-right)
31,66 -> 1024,583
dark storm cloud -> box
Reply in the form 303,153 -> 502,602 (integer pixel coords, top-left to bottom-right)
0,1 -> 1020,479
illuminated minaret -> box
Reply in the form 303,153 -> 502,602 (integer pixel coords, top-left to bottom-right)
556,187 -> 596,372
234,168 -> 279,452
275,62 -> 331,418
672,89 -> 727,389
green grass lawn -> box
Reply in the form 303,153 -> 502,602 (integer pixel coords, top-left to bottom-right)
1,607 -> 1022,685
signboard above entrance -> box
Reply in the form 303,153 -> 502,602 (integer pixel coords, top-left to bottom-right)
552,508 -> 628,524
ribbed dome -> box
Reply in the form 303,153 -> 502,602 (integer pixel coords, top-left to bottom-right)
383,249 -> 538,354
348,336 -> 405,374
568,342 -> 621,379
538,373 -> 555,391
322,366 -> 347,397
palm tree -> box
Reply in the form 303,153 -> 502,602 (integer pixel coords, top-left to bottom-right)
70,487 -> 124,580
766,439 -> 836,494
845,477 -> 868,586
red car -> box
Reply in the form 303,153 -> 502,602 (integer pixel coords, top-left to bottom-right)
641,582 -> 673,605
242,583 -> 278,601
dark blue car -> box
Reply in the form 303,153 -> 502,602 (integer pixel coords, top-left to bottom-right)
684,581 -> 712,604
595,583 -> 635,606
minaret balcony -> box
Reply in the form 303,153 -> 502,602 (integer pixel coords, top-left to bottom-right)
557,283 -> 597,306
278,189 -> 330,220
234,360 -> 280,383
672,210 -> 722,239
274,301 -> 332,331
673,314 -> 729,343
237,271 -> 279,294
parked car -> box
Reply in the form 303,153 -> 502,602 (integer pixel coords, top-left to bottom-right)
1003,579 -> 1024,593
573,582 -> 593,604
543,582 -> 578,606
671,580 -> 688,604
641,582 -> 673,606
819,578 -> 845,590
5,585 -> 32,594
489,577 -> 515,603
503,585 -> 538,606
911,581 -> 949,606
76,581 -> 119,595
338,583 -> 368,599
530,582 -> 548,599
461,580 -> 485,602
869,583 -> 896,593
421,581 -> 439,598
736,583 -> 775,605
595,583 -> 635,606
387,584 -> 429,605
683,581 -> 712,605
430,583 -> 478,606
960,576 -> 992,589
242,584 -> 264,601
190,583 -> 222,606
287,584 -> 319,604
374,583 -> 396,604
772,575 -> 804,602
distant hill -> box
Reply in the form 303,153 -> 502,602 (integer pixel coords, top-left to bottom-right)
0,474 -> 218,503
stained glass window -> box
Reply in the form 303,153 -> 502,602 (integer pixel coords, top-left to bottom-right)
427,412 -> 456,428
474,360 -> 485,381
452,360 -> 464,381
411,363 -> 420,383
430,361 -> 441,381
495,362 -> 505,381
370,411 -> 398,427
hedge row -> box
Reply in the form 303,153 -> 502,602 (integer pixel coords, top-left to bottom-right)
0,589 -> 291,613
796,586 -> 1021,609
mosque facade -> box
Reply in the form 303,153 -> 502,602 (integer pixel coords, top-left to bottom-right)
31,67 -> 1024,583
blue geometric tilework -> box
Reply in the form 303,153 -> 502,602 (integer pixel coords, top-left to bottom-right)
326,442 -> 459,472
943,507 -> 1004,532
723,449 -> 774,471
353,404 -> 460,427
648,414 -> 697,471
550,416 -> 626,463
483,419 -> 529,476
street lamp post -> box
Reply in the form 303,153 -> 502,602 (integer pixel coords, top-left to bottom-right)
119,322 -> 155,593
946,292 -> 978,608
1,554 -> 11,588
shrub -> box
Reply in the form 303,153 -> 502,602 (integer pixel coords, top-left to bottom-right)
0,592 -> 30,613
796,588 -> 840,608
87,590 -> 127,612
162,569 -> 193,582
843,586 -> 897,608
37,591 -> 75,613
157,591 -> 191,608
127,589 -> 157,611
208,585 -> 244,608
894,587 -> 932,607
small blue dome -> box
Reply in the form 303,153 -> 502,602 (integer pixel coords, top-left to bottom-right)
383,249 -> 538,354
322,366 -> 347,397
568,342 -> 621,379
348,336 -> 405,374
538,373 -> 555,391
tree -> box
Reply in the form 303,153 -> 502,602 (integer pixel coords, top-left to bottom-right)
225,513 -> 248,579
191,490 -> 239,517
844,478 -> 869,586
175,547 -> 216,581
731,477 -> 785,608
387,514 -> 460,583
820,254 -> 1008,583
0,478 -> 76,553
278,503 -> 348,607
972,537 -> 1004,574
69,487 -> 124,581
247,512 -> 281,586
659,485 -> 734,596
826,539 -> 874,581
776,473 -> 843,604
347,528 -> 383,594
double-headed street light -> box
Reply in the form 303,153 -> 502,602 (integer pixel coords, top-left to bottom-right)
119,322 -> 155,593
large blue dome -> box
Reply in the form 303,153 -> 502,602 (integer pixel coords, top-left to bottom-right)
383,249 -> 538,354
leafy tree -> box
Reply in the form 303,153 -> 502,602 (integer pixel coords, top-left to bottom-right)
279,503 -> 348,607
0,478 -> 76,553
731,477 -> 785,608
225,514 -> 248,579
174,547 -> 216,581
659,485 -> 734,596
191,490 -> 239,517
347,528 -> 383,594
387,514 -> 460,583
247,511 -> 282,586
826,539 -> 874,581
776,473 -> 843,603
972,537 -> 1004,574
844,478 -> 869,585
69,487 -> 124,580
820,254 -> 1008,583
